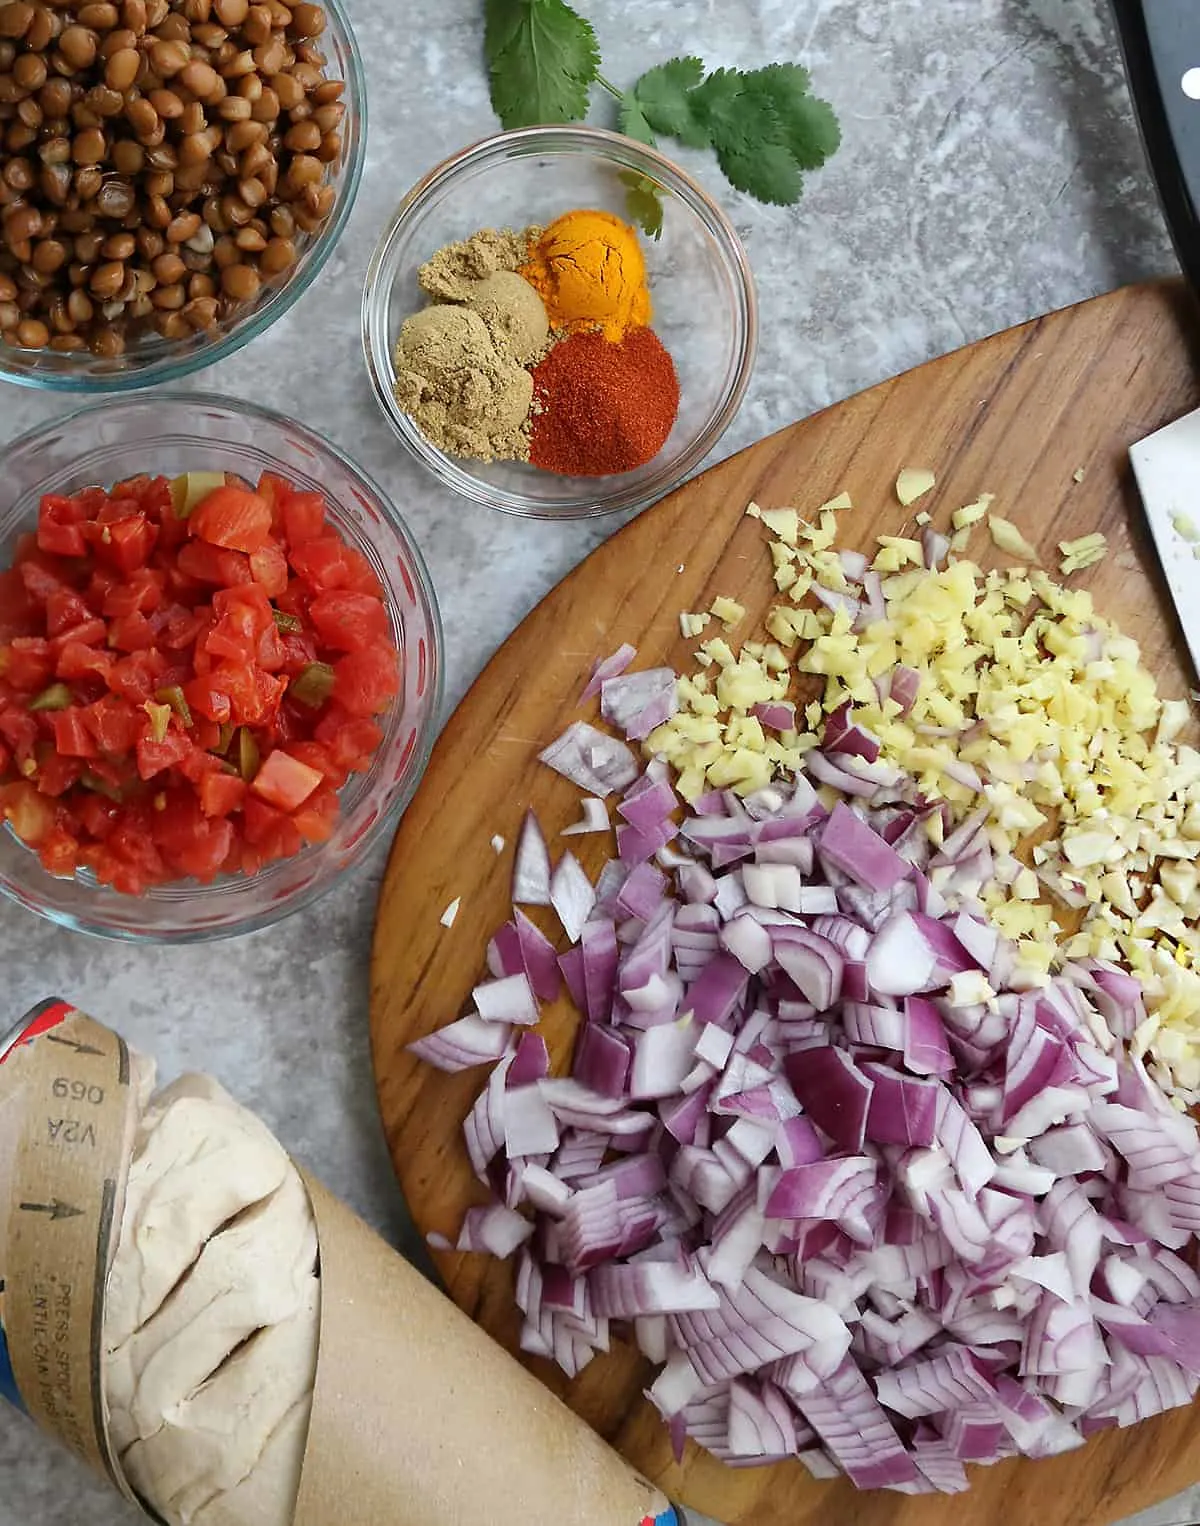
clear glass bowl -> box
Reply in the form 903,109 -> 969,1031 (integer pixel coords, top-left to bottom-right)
0,395 -> 443,942
362,126 -> 758,519
0,0 -> 366,394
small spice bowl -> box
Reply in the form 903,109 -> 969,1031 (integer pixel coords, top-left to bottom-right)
362,126 -> 758,520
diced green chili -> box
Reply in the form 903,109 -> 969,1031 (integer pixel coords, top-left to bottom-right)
28,683 -> 72,712
290,661 -> 335,709
213,721 -> 235,757
155,685 -> 193,728
170,471 -> 227,520
143,701 -> 171,744
273,609 -> 303,634
80,771 -> 122,802
237,727 -> 260,783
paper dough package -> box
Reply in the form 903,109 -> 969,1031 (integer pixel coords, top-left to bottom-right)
0,1001 -> 678,1526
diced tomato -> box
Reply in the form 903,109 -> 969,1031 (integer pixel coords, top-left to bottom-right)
193,717 -> 222,751
35,752 -> 84,798
107,611 -> 157,652
0,468 -> 400,892
89,513 -> 157,574
37,496 -> 88,559
248,541 -> 289,598
289,534 -> 355,591
0,708 -> 39,763
198,769 -> 247,818
136,729 -> 194,780
51,708 -> 97,758
174,816 -> 235,882
256,471 -> 289,512
44,588 -> 94,637
83,695 -> 142,755
50,618 -> 106,652
339,544 -> 387,599
102,568 -> 165,618
0,781 -> 56,846
158,604 -> 207,651
278,630 -> 318,677
334,647 -> 400,717
249,748 -> 323,812
281,491 -> 326,545
77,792 -> 120,840
0,637 -> 53,692
0,567 -> 39,639
56,642 -> 114,684
292,782 -> 339,843
184,676 -> 232,725
38,827 -> 79,877
308,591 -> 390,652
107,651 -> 166,704
176,541 -> 253,587
191,487 -> 273,553
314,706 -> 384,774
286,739 -> 348,789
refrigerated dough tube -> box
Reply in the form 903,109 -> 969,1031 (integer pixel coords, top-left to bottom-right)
102,1075 -> 320,1526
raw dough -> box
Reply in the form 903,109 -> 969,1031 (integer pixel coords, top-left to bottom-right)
103,1074 -> 320,1526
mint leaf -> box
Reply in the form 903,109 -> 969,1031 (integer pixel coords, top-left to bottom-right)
618,93 -> 657,147
620,171 -> 665,240
744,62 -> 841,169
629,56 -> 707,147
716,138 -> 802,206
690,67 -> 781,157
484,0 -> 600,129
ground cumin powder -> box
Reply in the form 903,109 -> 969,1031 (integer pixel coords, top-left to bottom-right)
393,304 -> 535,464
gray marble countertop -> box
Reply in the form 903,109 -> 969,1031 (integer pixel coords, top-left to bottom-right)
0,0 -> 1192,1523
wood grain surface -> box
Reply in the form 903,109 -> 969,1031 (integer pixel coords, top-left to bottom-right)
370,281 -> 1200,1526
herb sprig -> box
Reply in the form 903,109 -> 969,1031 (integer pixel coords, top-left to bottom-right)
483,0 -> 841,237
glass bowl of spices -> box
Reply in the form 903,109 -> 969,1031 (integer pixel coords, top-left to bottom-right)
0,0 -> 365,392
362,126 -> 757,520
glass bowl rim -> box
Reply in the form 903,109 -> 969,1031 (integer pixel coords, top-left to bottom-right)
0,389 -> 446,944
0,0 -> 368,397
361,123 -> 759,521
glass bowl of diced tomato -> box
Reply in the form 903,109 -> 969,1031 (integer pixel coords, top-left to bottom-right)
0,394 -> 443,943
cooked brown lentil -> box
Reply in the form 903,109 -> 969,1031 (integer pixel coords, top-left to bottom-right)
0,0 -> 343,356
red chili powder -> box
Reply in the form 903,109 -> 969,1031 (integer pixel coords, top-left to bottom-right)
529,327 -> 681,478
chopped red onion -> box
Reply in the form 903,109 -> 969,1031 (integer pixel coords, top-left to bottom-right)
562,798 -> 612,836
540,721 -> 639,797
473,973 -> 539,1026
411,673 -> 1200,1491
582,642 -> 637,701
550,852 -> 596,942
513,810 -> 552,906
408,1014 -> 512,1072
602,667 -> 680,741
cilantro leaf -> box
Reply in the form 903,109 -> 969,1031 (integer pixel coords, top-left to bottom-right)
744,62 -> 841,169
716,138 -> 802,206
484,0 -> 600,130
690,68 -> 782,158
628,56 -> 707,148
618,94 -> 657,147
620,171 -> 665,240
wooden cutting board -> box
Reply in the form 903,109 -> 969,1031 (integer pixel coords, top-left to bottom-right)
370,281 -> 1200,1526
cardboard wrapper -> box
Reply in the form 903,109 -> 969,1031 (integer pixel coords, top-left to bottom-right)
0,1005 -> 675,1526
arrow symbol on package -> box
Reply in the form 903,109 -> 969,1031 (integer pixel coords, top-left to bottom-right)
19,1199 -> 83,1221
43,1035 -> 103,1057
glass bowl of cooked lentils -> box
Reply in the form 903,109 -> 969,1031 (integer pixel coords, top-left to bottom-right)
0,0 -> 364,390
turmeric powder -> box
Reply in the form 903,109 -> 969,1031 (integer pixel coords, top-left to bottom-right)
520,209 -> 651,342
